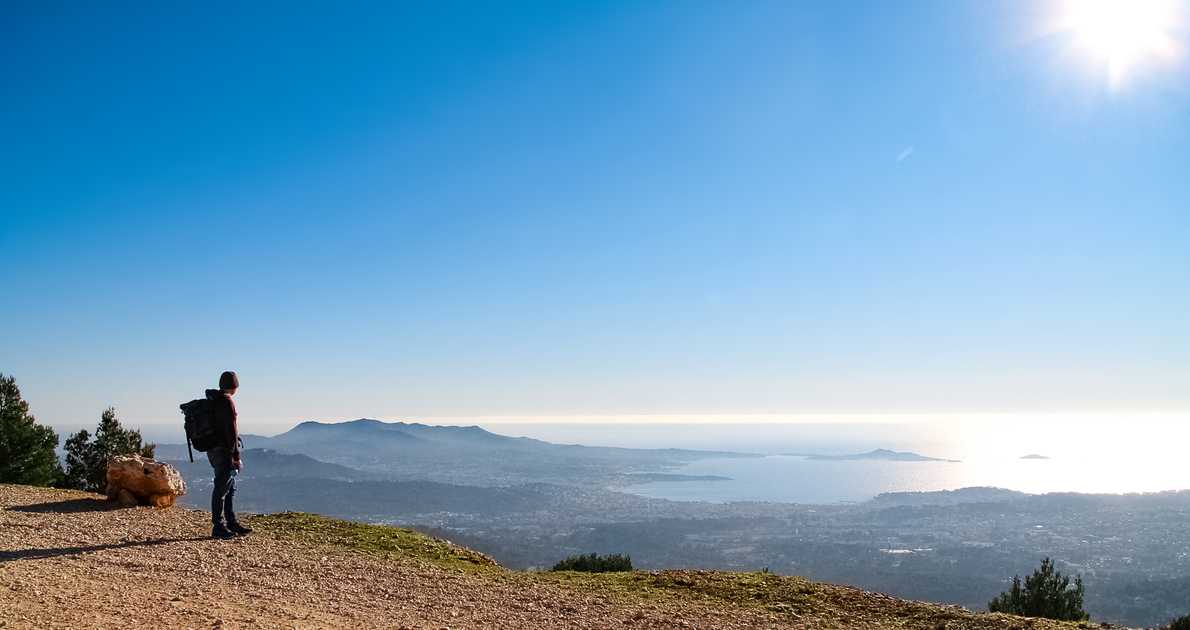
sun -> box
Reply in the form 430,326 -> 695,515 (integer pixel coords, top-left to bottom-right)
1059,0 -> 1185,84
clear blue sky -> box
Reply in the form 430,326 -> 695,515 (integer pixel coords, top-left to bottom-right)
2,1 -> 1188,433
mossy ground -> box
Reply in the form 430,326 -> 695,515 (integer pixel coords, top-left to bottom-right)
245,510 -> 1108,630
250,510 -> 500,573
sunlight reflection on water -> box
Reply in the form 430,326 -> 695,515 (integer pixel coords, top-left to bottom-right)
608,416 -> 1190,504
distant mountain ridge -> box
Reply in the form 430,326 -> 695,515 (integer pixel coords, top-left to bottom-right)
246,418 -> 548,454
227,418 -> 758,488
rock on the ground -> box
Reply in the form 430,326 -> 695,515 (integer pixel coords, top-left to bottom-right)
106,454 -> 186,507
116,488 -> 139,508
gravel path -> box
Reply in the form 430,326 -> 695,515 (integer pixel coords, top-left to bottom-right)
1,485 -> 798,630
3,485 -> 1112,630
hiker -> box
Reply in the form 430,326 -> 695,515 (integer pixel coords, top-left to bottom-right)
207,371 -> 252,539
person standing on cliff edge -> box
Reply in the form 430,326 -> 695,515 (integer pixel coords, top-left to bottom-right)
207,371 -> 252,539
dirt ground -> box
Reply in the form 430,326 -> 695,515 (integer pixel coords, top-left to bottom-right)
0,484 -> 811,630
2,484 -> 1110,630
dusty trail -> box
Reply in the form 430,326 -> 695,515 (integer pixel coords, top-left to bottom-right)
1,485 -> 1103,630
1,485 -> 796,630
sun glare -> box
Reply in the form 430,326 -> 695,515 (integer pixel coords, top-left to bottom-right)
1060,0 -> 1185,84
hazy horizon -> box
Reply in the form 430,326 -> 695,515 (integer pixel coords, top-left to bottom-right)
78,411 -> 1189,461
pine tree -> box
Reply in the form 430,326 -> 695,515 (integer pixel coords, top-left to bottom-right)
988,557 -> 1088,621
63,407 -> 155,493
0,374 -> 65,487
550,552 -> 633,572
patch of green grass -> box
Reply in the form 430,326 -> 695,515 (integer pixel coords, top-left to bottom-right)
539,569 -> 823,612
534,569 -> 1093,629
243,511 -> 1098,630
248,511 -> 499,574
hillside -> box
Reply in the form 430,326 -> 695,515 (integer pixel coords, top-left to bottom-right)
2,484 -> 1115,630
223,418 -> 759,487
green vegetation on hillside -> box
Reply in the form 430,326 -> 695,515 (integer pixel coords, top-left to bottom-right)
988,557 -> 1088,622
63,407 -> 155,493
0,374 -> 64,487
1,376 -> 159,493
551,552 -> 632,573
241,508 -> 1098,630
250,510 -> 500,574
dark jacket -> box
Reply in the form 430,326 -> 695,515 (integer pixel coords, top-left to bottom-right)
205,389 -> 239,460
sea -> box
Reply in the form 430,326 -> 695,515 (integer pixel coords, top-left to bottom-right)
479,414 -> 1190,505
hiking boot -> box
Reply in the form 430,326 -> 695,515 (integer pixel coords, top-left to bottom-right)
212,524 -> 238,540
227,521 -> 253,535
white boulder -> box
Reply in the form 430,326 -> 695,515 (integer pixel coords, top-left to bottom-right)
106,454 -> 186,508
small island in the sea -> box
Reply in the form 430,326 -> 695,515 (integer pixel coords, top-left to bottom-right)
783,448 -> 960,463
1019,454 -> 1050,460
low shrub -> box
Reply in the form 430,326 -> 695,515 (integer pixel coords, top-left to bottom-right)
987,557 -> 1087,622
551,552 -> 633,573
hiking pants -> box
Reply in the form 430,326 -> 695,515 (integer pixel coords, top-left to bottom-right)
207,446 -> 237,526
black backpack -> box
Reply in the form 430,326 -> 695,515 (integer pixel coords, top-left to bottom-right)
180,397 -> 219,462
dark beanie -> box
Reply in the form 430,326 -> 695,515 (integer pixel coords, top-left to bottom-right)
219,371 -> 239,390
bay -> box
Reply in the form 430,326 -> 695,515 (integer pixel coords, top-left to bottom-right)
487,414 -> 1190,504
